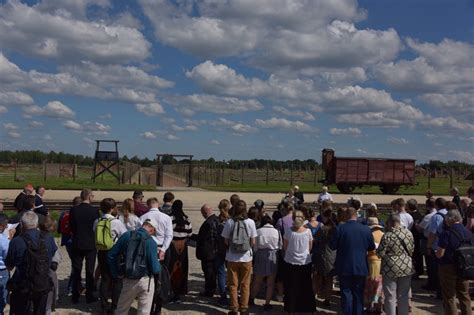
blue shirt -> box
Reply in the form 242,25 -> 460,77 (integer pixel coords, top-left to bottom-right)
5,229 -> 57,283
107,228 -> 161,279
0,234 -> 10,270
438,223 -> 474,265
329,220 -> 375,276
428,209 -> 447,250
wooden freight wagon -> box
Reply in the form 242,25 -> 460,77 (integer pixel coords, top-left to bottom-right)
321,149 -> 416,194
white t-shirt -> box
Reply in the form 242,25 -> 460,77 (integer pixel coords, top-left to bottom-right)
221,218 -> 257,263
255,224 -> 281,251
283,227 -> 312,265
399,212 -> 414,230
318,192 -> 333,202
118,213 -> 142,232
93,213 -> 127,243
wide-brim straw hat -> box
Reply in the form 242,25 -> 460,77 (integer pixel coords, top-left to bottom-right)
367,217 -> 383,230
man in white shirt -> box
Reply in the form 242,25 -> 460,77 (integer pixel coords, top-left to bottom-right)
317,186 -> 333,203
140,198 -> 173,260
140,197 -> 173,314
392,198 -> 413,230
221,200 -> 257,315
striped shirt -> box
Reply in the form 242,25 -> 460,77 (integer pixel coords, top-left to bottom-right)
171,216 -> 193,240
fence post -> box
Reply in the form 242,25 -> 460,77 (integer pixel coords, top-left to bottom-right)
266,161 -> 269,186
221,162 -> 225,186
290,164 -> 294,187
450,168 -> 453,189
241,163 -> 244,186
43,160 -> 47,181
73,163 -> 77,182
13,159 -> 17,181
427,169 -> 431,190
313,166 -> 317,187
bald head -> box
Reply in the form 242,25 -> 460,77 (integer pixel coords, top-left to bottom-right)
201,204 -> 213,218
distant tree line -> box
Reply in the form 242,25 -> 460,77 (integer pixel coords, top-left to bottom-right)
0,150 -> 472,170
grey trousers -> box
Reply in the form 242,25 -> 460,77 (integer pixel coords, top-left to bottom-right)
382,275 -> 411,315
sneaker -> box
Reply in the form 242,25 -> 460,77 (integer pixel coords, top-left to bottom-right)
170,296 -> 182,304
263,304 -> 273,311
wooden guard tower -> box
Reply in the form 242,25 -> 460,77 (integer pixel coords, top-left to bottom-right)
156,154 -> 193,187
92,140 -> 120,184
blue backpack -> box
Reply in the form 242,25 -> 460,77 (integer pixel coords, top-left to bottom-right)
124,231 -> 149,279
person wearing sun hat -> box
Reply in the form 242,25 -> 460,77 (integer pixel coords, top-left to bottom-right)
365,217 -> 384,313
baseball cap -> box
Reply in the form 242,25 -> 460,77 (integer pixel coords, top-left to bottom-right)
143,218 -> 159,231
293,185 -> 299,190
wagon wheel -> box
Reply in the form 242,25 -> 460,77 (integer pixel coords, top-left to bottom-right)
337,183 -> 355,194
380,184 -> 400,195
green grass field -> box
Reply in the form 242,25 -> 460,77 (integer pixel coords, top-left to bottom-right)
203,176 -> 473,195
0,165 -> 154,190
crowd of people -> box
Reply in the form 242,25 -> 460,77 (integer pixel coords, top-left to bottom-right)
0,184 -> 473,315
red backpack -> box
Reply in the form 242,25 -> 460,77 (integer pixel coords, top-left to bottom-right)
60,211 -> 72,236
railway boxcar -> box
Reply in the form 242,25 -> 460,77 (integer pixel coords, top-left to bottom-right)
321,149 -> 416,194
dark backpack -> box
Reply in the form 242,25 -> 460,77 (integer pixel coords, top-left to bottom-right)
22,232 -> 52,294
450,228 -> 474,280
124,231 -> 150,279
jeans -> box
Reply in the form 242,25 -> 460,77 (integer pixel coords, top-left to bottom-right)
0,269 -> 8,314
215,257 -> 227,299
65,245 -> 74,293
338,275 -> 366,315
382,275 -> 411,315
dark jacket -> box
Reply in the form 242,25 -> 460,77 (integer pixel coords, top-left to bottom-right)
13,192 -> 27,212
196,214 -> 219,261
70,203 -> 100,251
34,194 -> 48,216
330,220 -> 375,276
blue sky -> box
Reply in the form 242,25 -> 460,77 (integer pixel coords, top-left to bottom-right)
0,0 -> 473,163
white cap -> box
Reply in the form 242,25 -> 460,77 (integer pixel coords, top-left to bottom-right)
293,185 -> 299,190
142,218 -> 159,231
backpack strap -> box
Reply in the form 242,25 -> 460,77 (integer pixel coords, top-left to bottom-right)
450,227 -> 467,244
394,233 -> 411,256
